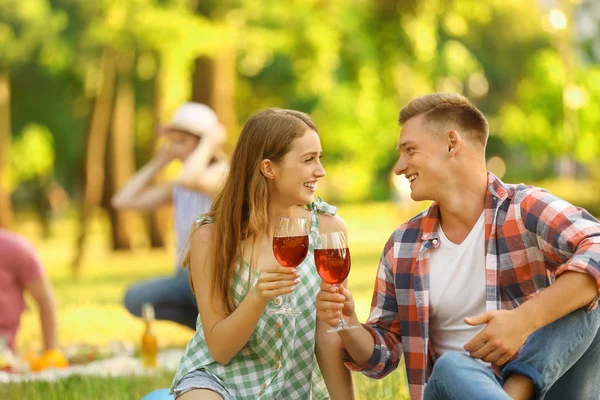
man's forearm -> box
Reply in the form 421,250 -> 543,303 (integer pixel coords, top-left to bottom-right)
517,271 -> 598,333
177,138 -> 219,187
112,158 -> 166,207
338,313 -> 377,366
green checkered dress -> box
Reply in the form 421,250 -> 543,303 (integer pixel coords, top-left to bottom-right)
171,197 -> 337,399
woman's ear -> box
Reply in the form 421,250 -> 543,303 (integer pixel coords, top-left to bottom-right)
260,159 -> 276,179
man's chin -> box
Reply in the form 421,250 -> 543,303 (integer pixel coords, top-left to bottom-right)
410,191 -> 426,202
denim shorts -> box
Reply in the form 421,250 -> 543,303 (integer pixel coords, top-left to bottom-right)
173,369 -> 233,400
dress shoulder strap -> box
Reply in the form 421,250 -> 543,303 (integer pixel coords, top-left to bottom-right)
308,196 -> 337,217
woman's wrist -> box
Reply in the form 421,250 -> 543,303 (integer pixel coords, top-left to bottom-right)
247,286 -> 270,308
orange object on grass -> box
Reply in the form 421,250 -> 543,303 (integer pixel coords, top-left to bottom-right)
28,355 -> 46,372
44,349 -> 69,368
28,349 -> 69,372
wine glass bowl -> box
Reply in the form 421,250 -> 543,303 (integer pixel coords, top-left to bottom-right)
314,246 -> 350,285
273,235 -> 309,268
269,216 -> 309,316
314,231 -> 357,332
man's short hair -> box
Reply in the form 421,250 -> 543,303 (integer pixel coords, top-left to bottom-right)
399,93 -> 489,147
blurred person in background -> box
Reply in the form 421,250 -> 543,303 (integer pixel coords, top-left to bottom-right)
0,228 -> 64,368
316,93 -> 600,400
112,103 -> 228,330
170,108 -> 353,399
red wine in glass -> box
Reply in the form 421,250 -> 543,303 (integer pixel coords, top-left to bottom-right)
273,236 -> 309,268
269,216 -> 309,316
314,248 -> 351,284
315,231 -> 358,332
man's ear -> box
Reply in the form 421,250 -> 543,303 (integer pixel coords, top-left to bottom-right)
260,159 -> 276,179
447,130 -> 462,156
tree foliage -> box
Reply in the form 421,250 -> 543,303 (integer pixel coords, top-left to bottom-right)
3,0 -> 599,208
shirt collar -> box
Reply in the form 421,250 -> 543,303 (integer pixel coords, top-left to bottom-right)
420,172 -> 509,242
486,171 -> 509,200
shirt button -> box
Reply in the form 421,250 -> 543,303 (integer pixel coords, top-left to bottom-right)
275,331 -> 281,338
258,390 -> 263,396
275,354 -> 280,361
275,362 -> 280,369
432,239 -> 439,245
262,383 -> 267,389
273,298 -> 281,305
275,322 -> 281,329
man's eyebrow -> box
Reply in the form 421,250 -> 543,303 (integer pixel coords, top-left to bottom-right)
397,141 -> 416,151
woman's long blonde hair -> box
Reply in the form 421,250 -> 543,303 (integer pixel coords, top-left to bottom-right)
183,108 -> 318,314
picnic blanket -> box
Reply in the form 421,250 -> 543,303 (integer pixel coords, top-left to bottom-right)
0,348 -> 184,383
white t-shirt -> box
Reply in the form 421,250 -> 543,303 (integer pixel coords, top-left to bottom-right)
429,212 -> 487,360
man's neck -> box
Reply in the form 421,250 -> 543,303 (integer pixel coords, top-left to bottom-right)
437,170 -> 488,245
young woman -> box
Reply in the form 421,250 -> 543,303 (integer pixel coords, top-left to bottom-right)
171,108 -> 354,399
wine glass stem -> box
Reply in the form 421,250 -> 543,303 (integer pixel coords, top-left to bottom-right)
280,294 -> 290,310
333,284 -> 346,327
283,292 -> 298,311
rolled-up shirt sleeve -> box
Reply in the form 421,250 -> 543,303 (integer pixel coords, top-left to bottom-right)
343,237 -> 403,378
517,189 -> 600,310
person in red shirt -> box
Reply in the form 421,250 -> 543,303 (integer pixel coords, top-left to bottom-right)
0,228 -> 58,355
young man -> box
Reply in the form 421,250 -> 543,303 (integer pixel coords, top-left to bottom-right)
316,93 -> 600,399
112,102 -> 228,330
0,229 -> 59,356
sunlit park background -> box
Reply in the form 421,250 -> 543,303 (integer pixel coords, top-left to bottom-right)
1,0 -> 600,398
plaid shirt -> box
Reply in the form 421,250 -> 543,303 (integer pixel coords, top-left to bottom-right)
172,197 -> 337,399
344,173 -> 600,400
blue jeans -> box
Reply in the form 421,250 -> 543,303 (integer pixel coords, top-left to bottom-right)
424,307 -> 600,400
173,369 -> 233,400
124,267 -> 198,329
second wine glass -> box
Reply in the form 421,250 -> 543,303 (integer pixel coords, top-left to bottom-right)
314,231 -> 357,332
270,216 -> 309,315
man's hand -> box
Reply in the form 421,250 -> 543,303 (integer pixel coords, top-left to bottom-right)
205,125 -> 226,147
154,140 -> 178,165
463,309 -> 534,366
316,282 -> 355,328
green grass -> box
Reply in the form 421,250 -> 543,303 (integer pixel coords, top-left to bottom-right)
1,370 -> 175,400
7,202 -> 426,399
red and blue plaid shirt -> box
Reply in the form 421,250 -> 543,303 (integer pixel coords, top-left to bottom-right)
344,173 -> 600,400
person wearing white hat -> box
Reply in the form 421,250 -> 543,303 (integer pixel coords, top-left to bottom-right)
112,102 -> 228,329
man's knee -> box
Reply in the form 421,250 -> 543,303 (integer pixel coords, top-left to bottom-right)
123,285 -> 145,317
425,353 -> 470,399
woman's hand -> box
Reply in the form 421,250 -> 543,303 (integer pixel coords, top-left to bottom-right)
316,282 -> 356,328
250,265 -> 300,305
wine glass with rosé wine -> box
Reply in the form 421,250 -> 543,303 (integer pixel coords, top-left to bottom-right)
314,231 -> 357,332
269,216 -> 309,316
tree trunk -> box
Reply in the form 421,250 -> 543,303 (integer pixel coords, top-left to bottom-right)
191,49 -> 236,137
72,49 -> 117,274
147,53 -> 166,248
102,143 -> 126,250
0,71 -> 15,229
34,176 -> 52,238
105,51 -> 136,250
